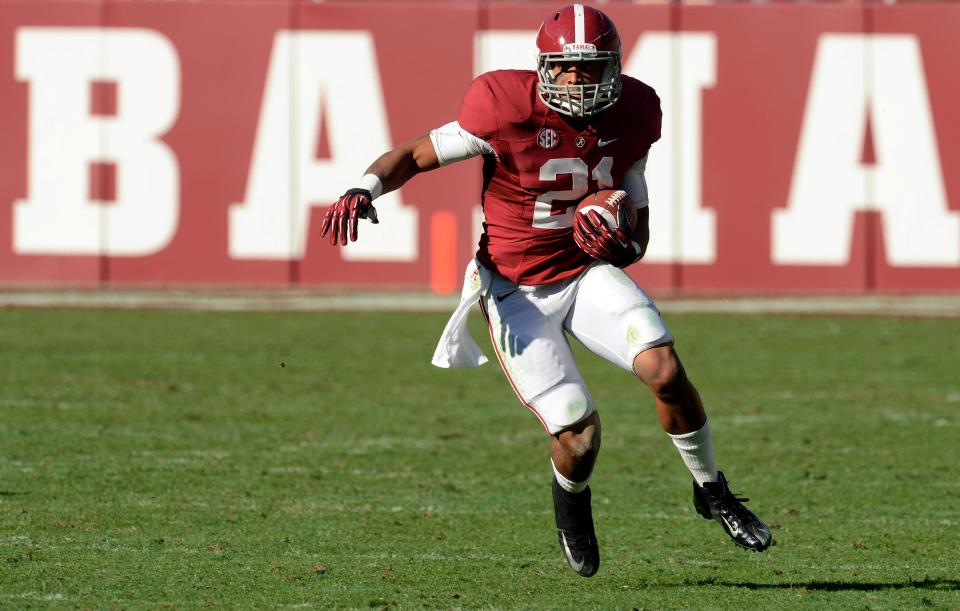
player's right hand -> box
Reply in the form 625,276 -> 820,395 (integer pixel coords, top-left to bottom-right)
319,188 -> 379,245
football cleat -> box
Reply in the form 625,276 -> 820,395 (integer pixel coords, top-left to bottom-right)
693,471 -> 772,552
552,478 -> 600,577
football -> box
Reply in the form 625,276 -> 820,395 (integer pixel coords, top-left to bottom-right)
574,189 -> 637,235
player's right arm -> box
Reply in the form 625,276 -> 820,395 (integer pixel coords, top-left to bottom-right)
320,121 -> 493,246
363,135 -> 441,198
320,74 -> 498,246
319,135 -> 439,246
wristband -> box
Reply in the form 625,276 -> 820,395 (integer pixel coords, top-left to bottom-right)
356,174 -> 383,200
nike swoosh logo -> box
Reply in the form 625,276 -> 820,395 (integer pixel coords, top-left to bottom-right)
495,289 -> 519,303
561,536 -> 585,573
598,138 -> 618,147
721,515 -> 742,537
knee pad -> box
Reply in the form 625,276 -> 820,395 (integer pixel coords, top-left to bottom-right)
528,381 -> 595,435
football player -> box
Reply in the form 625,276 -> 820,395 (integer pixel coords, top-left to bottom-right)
320,4 -> 771,577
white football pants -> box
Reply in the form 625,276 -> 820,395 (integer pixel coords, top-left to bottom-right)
479,263 -> 673,435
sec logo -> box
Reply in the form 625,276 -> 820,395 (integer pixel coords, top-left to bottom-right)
538,128 -> 559,150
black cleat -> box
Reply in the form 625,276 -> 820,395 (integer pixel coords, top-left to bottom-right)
552,478 -> 600,577
693,471 -> 772,552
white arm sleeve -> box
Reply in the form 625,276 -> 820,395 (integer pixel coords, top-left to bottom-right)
428,121 -> 495,166
621,154 -> 650,209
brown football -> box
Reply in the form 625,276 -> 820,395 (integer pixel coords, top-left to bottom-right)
574,189 -> 637,234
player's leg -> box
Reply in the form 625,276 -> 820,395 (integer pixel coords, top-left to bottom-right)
480,273 -> 601,577
633,346 -> 771,551
631,344 -> 712,480
550,411 -> 601,577
567,263 -> 771,552
551,411 -> 600,484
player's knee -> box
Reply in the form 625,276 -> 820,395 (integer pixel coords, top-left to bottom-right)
555,413 -> 601,462
634,347 -> 685,399
558,431 -> 599,465
532,382 -> 595,436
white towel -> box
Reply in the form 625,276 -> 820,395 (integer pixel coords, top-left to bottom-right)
431,258 -> 491,368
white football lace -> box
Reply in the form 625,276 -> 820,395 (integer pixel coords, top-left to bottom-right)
604,190 -> 627,207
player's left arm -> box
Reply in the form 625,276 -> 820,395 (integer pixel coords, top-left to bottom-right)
629,206 -> 650,261
607,84 -> 658,263
574,151 -> 652,268
621,154 -> 651,262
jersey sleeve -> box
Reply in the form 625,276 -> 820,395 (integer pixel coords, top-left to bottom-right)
457,74 -> 499,143
622,76 -> 662,150
429,121 -> 496,165
621,154 -> 649,209
644,88 -> 663,147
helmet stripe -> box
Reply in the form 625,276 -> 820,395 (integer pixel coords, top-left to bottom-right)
574,4 -> 585,44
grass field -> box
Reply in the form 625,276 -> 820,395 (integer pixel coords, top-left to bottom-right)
1,308 -> 958,609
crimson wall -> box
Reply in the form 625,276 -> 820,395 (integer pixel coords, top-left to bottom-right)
2,1 -> 959,293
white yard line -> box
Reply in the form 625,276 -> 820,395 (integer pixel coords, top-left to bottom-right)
1,289 -> 959,317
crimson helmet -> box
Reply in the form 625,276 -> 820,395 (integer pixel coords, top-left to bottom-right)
536,4 -> 622,118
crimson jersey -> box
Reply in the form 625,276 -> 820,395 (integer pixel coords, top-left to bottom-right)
458,70 -> 661,286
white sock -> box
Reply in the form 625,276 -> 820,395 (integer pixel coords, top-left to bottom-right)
668,419 -> 719,486
551,459 -> 590,493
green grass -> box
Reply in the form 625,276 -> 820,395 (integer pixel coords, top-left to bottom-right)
0,308 -> 958,609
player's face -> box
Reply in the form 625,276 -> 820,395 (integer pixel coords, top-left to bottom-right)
550,61 -> 606,87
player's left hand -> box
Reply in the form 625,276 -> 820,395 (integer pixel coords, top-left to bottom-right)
573,209 -> 641,267
319,188 -> 379,245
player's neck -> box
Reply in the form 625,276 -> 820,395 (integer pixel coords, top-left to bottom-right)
557,113 -> 593,131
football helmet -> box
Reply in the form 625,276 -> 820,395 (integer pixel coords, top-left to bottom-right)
536,4 -> 622,118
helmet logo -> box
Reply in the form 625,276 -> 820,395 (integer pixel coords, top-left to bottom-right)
562,43 -> 597,53
538,128 -> 560,150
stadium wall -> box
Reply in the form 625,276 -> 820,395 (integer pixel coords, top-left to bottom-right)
1,1 -> 959,294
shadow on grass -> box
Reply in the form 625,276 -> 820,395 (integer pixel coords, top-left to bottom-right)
685,577 -> 960,592
0,491 -> 27,496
